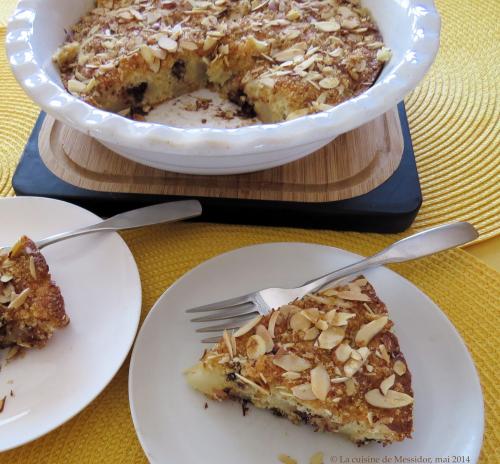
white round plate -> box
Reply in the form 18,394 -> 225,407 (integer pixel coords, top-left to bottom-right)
129,243 -> 483,463
0,197 -> 141,451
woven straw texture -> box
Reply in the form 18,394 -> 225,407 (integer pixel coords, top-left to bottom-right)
0,0 -> 499,462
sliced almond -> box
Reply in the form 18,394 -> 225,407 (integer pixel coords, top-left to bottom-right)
273,46 -> 304,62
139,44 -> 155,65
273,353 -> 311,372
290,312 -> 312,331
315,319 -> 329,331
380,374 -> 395,396
330,311 -> 356,326
222,329 -> 233,359
234,373 -> 269,395
345,378 -> 357,396
179,40 -> 198,51
306,294 -> 334,305
234,315 -> 263,337
352,278 -> 368,287
355,316 -> 388,346
318,77 -> 342,89
230,332 -> 237,355
376,47 -> 392,62
0,275 -> 13,283
343,358 -> 363,378
29,256 -> 37,279
286,9 -> 301,21
129,8 -> 143,20
158,35 -> 178,52
366,364 -> 374,373
282,371 -> 301,380
313,21 -> 340,32
247,35 -> 268,51
317,327 -> 345,349
277,304 -> 301,316
203,36 -> 219,51
8,288 -> 30,309
268,310 -> 279,338
303,326 -> 320,341
150,45 -> 167,60
86,77 -> 97,92
320,288 -> 338,297
246,334 -> 266,359
341,17 -> 360,29
336,299 -> 353,309
331,376 -> 348,384
286,30 -> 301,40
336,285 -> 370,302
365,389 -> 413,409
350,349 -> 362,361
378,343 -> 391,363
325,309 -> 337,324
357,347 -> 371,362
146,10 -> 162,24
393,360 -> 407,376
255,325 -> 274,352
335,343 -> 352,363
291,383 -> 316,401
310,364 -> 330,401
301,308 -> 320,323
294,54 -> 318,73
68,79 -> 87,94
1,258 -> 13,267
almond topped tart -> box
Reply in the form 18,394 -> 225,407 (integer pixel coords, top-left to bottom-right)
185,277 -> 413,445
0,236 -> 69,352
53,0 -> 391,122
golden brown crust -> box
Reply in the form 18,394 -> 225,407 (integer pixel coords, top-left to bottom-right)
54,0 -> 391,122
188,277 -> 413,444
0,236 -> 69,349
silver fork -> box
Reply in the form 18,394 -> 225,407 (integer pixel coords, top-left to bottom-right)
187,222 -> 478,342
0,200 -> 202,253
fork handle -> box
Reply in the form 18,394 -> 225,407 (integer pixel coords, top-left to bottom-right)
302,222 -> 478,293
35,200 -> 202,249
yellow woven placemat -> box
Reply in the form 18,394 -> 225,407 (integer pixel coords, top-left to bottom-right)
406,0 -> 500,241
1,223 -> 499,463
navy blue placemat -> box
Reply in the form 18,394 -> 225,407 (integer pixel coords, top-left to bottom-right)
13,103 -> 421,233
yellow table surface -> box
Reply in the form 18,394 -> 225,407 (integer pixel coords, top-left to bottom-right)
0,0 -> 499,463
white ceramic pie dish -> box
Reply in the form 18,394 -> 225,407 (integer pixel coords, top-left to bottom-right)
6,0 -> 440,175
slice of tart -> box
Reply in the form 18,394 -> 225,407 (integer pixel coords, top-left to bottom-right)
0,236 -> 69,350
186,277 -> 413,445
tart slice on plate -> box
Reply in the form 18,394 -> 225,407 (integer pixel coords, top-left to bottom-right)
186,277 -> 413,445
0,236 -> 69,350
